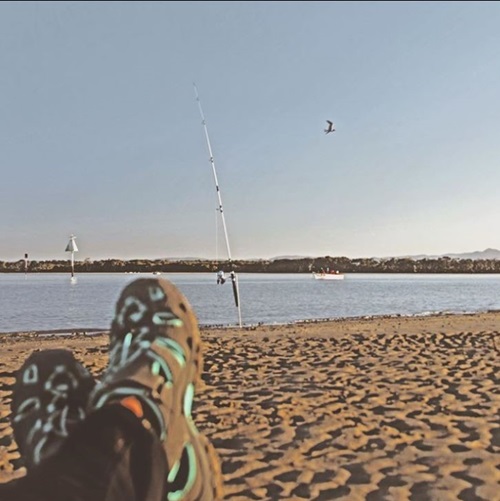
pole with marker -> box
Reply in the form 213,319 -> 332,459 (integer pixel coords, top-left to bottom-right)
24,253 -> 29,278
65,235 -> 78,284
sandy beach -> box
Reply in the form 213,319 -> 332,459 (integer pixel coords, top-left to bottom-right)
0,313 -> 499,500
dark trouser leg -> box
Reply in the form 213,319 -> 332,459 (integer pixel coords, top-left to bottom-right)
0,405 -> 167,501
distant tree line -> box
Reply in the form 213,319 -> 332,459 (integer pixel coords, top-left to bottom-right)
2,256 -> 500,274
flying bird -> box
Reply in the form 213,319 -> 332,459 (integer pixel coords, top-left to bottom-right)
324,120 -> 335,134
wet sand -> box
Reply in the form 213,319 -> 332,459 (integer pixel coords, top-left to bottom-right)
0,313 -> 499,500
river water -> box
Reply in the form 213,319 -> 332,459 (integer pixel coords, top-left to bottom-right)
1,272 -> 500,332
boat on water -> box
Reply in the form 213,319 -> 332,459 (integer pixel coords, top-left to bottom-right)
313,271 -> 345,280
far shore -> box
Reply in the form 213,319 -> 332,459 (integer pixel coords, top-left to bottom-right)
3,253 -> 500,274
3,270 -> 500,274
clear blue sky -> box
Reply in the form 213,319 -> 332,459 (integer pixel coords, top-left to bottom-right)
1,1 -> 499,261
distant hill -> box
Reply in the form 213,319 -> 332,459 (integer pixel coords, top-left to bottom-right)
269,250 -> 500,261
84,249 -> 500,263
390,248 -> 500,261
444,248 -> 500,260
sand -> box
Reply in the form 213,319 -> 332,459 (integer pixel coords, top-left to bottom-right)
0,313 -> 499,500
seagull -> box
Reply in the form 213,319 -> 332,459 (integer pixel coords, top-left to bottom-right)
324,120 -> 335,134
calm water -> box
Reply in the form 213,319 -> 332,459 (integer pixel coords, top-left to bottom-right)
1,272 -> 500,333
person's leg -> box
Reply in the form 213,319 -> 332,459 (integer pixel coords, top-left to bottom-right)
0,404 -> 167,501
89,278 -> 224,500
0,349 -> 99,500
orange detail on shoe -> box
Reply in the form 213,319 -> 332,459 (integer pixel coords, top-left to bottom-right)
120,396 -> 144,418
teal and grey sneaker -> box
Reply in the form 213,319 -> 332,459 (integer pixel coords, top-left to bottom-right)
89,278 -> 223,500
11,349 -> 96,470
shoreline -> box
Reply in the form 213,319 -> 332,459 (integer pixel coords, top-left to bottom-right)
2,309 -> 500,338
1,311 -> 499,498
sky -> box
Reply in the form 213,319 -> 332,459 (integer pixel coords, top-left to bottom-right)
1,1 -> 499,261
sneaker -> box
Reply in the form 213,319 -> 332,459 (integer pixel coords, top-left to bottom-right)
11,349 -> 96,470
89,278 -> 223,500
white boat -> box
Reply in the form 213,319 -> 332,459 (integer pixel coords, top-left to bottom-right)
313,271 -> 344,280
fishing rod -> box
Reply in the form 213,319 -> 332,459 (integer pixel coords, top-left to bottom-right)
193,83 -> 242,328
